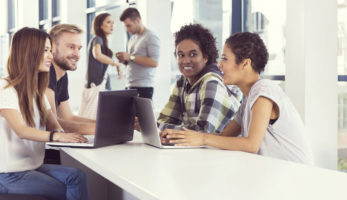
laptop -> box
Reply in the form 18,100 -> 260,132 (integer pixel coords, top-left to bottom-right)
134,97 -> 204,149
47,89 -> 138,148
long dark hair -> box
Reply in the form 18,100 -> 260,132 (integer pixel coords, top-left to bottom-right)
6,27 -> 50,127
92,13 -> 113,57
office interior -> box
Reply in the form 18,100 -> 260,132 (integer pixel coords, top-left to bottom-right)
0,0 -> 346,199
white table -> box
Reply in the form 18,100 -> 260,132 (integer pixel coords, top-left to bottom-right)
61,132 -> 347,200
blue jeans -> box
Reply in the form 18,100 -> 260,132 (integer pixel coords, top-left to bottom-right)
126,87 -> 154,99
0,164 -> 88,200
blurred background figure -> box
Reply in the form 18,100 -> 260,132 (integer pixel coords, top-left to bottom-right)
79,13 -> 122,119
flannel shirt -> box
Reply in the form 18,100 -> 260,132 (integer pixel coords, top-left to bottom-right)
158,68 -> 240,133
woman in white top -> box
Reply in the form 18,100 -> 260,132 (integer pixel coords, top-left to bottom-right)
0,27 -> 89,199
163,32 -> 313,164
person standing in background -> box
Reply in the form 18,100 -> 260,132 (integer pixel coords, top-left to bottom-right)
79,13 -> 122,119
86,12 -> 121,90
117,7 -> 160,99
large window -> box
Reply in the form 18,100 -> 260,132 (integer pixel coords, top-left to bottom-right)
39,0 -> 61,31
170,0 -> 231,85
337,0 -> 347,171
244,0 -> 286,84
0,0 -> 17,77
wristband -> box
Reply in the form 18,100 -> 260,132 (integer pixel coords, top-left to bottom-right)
49,130 -> 58,142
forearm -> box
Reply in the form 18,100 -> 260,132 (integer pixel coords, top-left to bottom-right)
204,134 -> 260,153
95,54 -> 117,66
58,118 -> 95,135
70,115 -> 95,123
17,126 -> 51,142
133,56 -> 157,67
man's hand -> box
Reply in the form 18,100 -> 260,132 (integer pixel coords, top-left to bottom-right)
115,52 -> 130,64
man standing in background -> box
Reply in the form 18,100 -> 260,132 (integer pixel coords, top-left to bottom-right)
117,7 -> 160,99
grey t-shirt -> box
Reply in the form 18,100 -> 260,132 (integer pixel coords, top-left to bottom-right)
86,36 -> 109,88
126,29 -> 160,88
234,79 -> 313,164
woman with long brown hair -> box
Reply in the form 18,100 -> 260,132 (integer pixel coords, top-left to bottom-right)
0,27 -> 88,199
88,13 -> 121,87
79,12 -> 121,119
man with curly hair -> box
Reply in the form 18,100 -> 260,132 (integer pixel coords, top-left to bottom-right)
158,24 -> 240,141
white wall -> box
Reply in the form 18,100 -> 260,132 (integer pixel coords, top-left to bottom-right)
18,0 -> 39,28
286,0 -> 337,169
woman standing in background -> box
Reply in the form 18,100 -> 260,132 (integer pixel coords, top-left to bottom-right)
80,12 -> 122,119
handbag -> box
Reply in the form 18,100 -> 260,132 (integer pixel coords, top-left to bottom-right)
78,80 -> 106,120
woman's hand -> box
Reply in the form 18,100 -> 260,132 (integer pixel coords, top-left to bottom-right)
165,127 -> 205,146
116,65 -> 122,79
53,132 -> 88,143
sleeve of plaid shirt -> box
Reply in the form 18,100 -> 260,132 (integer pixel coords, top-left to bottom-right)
190,77 -> 239,133
157,81 -> 184,131
157,76 -> 239,133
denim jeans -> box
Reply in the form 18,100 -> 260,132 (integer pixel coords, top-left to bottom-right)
0,164 -> 88,200
126,87 -> 154,99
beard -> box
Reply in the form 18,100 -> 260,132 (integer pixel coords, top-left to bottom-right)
53,49 -> 78,71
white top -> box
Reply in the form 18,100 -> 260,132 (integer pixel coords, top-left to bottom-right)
234,79 -> 313,164
0,79 -> 50,173
60,132 -> 347,200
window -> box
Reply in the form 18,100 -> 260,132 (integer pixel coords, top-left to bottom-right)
39,0 -> 61,31
170,0 -> 231,85
243,0 -> 286,84
0,0 -> 17,77
337,0 -> 347,171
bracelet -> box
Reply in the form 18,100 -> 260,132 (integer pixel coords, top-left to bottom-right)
49,130 -> 58,142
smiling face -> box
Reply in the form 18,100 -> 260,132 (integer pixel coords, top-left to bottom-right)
101,15 -> 114,35
52,32 -> 82,71
38,38 -> 53,72
176,39 -> 208,85
218,44 -> 243,85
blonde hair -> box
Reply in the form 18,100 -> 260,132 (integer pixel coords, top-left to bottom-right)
49,24 -> 83,44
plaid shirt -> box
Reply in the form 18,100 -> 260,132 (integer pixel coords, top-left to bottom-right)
158,69 -> 240,133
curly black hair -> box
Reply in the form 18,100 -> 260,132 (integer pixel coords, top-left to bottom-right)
174,24 -> 218,65
225,32 -> 269,73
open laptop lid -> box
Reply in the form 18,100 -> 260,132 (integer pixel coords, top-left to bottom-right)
134,97 -> 205,149
47,89 -> 138,148
94,89 -> 138,148
134,97 -> 163,148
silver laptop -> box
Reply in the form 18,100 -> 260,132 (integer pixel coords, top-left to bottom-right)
134,97 -> 204,149
47,89 -> 138,148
